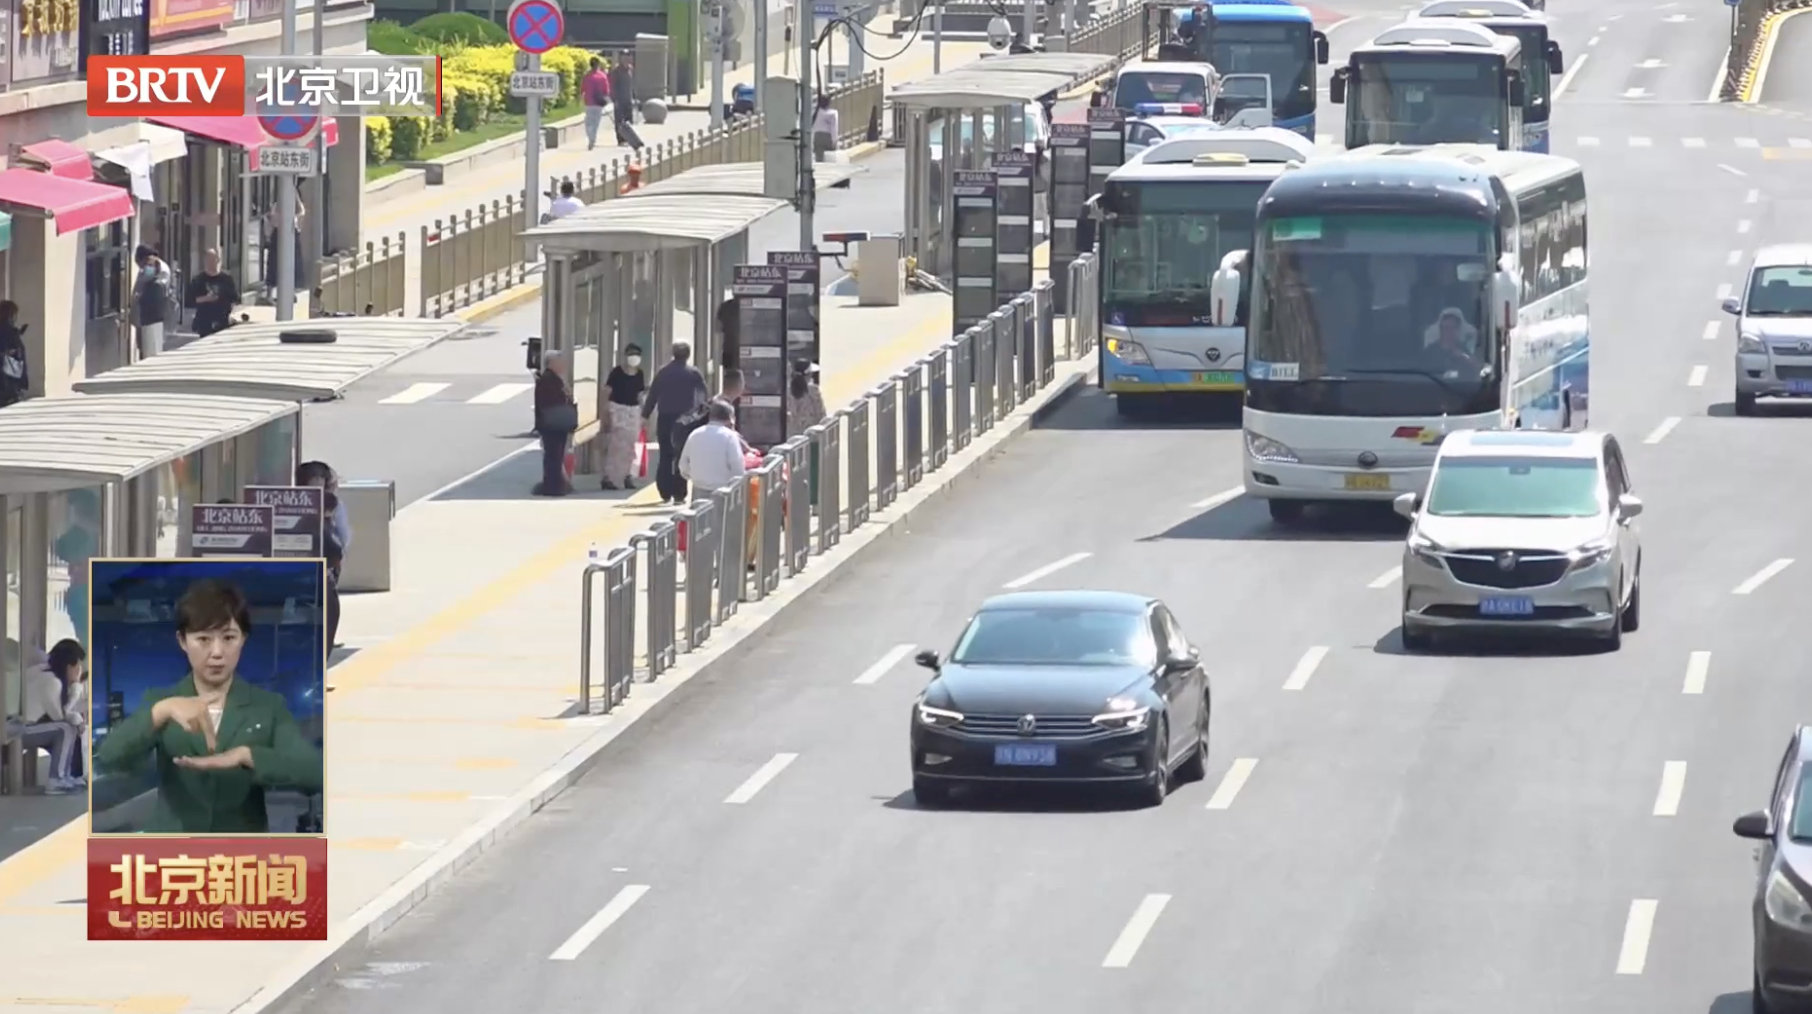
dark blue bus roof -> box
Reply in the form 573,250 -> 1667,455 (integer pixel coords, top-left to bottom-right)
1259,151 -> 1502,221
1213,2 -> 1315,21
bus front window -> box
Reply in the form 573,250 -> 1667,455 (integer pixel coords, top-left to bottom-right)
1351,55 -> 1505,146
1103,181 -> 1266,324
1211,23 -> 1315,122
1503,27 -> 1550,120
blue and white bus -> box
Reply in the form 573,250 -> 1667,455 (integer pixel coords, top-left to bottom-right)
1095,129 -> 1320,417
1416,0 -> 1564,152
1206,145 -> 1588,523
1173,0 -> 1330,137
1329,19 -> 1534,152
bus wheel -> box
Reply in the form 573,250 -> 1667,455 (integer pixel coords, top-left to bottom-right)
1267,500 -> 1306,525
1116,396 -> 1153,421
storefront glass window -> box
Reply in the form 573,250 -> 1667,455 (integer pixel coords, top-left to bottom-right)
85,220 -> 129,319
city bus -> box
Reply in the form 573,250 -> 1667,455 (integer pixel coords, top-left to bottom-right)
1096,128 -> 1320,418
1205,144 -> 1589,523
1204,1 -> 1330,138
1416,0 -> 1564,152
1328,20 -> 1531,152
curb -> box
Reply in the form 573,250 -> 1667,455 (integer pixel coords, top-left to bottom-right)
230,361 -> 1092,1014
1738,3 -> 1812,102
453,139 -> 891,327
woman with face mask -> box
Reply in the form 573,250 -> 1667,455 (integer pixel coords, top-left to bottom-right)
600,342 -> 648,490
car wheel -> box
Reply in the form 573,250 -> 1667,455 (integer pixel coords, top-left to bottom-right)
1736,391 -> 1758,416
1268,500 -> 1306,524
1621,570 -> 1642,633
913,777 -> 952,808
1139,720 -> 1171,807
1601,589 -> 1624,651
1175,699 -> 1209,783
1401,616 -> 1434,652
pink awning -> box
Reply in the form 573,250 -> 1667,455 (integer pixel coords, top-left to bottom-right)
0,169 -> 133,234
19,140 -> 94,181
149,116 -> 341,152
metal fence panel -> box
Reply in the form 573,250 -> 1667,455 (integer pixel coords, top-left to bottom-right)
782,437 -> 811,575
317,231 -> 407,316
994,306 -> 1018,420
753,458 -> 785,597
680,500 -> 717,650
952,331 -> 975,452
715,478 -> 749,617
579,546 -> 636,714
975,322 -> 996,434
874,382 -> 899,511
902,361 -> 926,487
846,400 -> 872,529
813,418 -> 843,552
927,347 -> 949,472
633,522 -> 679,679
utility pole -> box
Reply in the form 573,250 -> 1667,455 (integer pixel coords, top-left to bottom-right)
754,0 -> 767,105
932,0 -> 942,72
1021,0 -> 1033,49
797,13 -> 814,250
305,0 -> 325,296
276,0 -> 298,321
708,0 -> 726,127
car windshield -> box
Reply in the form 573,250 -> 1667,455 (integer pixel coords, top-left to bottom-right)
1117,71 -> 1209,108
1746,265 -> 1812,316
951,608 -> 1157,667
1792,766 -> 1812,842
1424,455 -> 1603,518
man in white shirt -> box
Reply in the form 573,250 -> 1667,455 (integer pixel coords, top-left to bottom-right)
10,647 -> 81,792
546,180 -> 585,222
811,94 -> 840,162
678,400 -> 748,492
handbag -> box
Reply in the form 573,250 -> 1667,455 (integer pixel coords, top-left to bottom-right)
637,427 -> 650,478
542,402 -> 579,431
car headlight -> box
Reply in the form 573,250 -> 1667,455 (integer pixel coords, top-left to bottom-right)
1105,336 -> 1152,365
1245,431 -> 1299,464
1407,532 -> 1445,566
1766,869 -> 1812,930
1092,696 -> 1151,730
915,700 -> 963,728
1568,539 -> 1614,569
1739,333 -> 1767,354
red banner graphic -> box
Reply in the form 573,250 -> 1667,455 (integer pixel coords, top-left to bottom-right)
86,836 -> 328,941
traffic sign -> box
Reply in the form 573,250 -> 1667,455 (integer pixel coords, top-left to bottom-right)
255,74 -> 318,144
253,145 -> 318,174
510,71 -> 560,97
507,0 -> 565,54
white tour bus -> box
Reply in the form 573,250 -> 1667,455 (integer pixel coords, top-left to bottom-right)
1095,128 -> 1321,416
1415,0 -> 1565,153
1328,20 -> 1530,152
1206,144 -> 1589,523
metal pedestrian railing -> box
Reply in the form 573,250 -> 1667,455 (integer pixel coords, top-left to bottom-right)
576,257 -> 1101,715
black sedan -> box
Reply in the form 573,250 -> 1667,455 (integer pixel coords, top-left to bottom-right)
1736,725 -> 1812,1014
909,590 -> 1211,808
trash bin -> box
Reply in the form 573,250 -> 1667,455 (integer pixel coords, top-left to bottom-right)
337,479 -> 395,593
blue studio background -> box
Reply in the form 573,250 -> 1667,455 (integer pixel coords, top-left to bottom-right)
88,559 -> 327,832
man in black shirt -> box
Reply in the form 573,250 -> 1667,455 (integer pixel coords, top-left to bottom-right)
186,248 -> 239,337
641,340 -> 710,504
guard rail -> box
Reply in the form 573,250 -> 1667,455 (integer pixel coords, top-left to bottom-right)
578,255 -> 1101,713
315,72 -> 886,320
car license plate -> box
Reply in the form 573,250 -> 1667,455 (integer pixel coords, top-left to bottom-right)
1344,473 -> 1392,491
1479,596 -> 1535,617
1196,371 -> 1242,387
994,743 -> 1057,766
1788,380 -> 1812,395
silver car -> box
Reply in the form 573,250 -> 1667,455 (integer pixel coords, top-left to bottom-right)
1728,244 -> 1812,416
1392,429 -> 1643,651
1734,726 -> 1812,1014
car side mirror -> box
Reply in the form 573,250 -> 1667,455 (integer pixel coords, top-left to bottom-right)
1164,648 -> 1199,673
1329,66 -> 1348,104
914,650 -> 942,671
1617,494 -> 1644,520
1722,297 -> 1743,316
1734,810 -> 1774,840
1392,492 -> 1419,519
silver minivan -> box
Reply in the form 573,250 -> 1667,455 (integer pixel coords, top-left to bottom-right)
1727,244 -> 1812,415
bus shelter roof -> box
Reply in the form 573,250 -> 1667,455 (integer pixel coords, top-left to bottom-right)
522,162 -> 864,254
890,53 -> 1118,109
71,317 -> 471,402
0,393 -> 297,495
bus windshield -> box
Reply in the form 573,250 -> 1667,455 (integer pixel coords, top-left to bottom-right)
1350,53 -> 1506,147
1104,180 -> 1268,324
1498,25 -> 1550,122
1249,212 -> 1502,416
1212,21 -> 1315,122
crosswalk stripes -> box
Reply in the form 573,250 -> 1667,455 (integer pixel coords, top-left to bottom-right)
372,382 -> 535,406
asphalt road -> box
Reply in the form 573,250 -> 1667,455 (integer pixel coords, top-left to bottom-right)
301,151 -> 908,508
275,4 -> 1812,1012
1759,8 -> 1812,108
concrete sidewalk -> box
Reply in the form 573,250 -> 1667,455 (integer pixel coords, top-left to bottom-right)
0,286 -> 966,1014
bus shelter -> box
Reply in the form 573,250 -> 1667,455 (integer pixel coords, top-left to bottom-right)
890,52 -> 1118,281
520,161 -> 864,454
0,392 -> 299,792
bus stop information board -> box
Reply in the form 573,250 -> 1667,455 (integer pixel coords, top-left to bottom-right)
244,486 -> 326,558
190,504 -> 275,558
767,250 -> 821,370
951,169 -> 999,335
733,264 -> 788,447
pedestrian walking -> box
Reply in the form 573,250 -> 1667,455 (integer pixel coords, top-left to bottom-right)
641,340 -> 709,504
811,93 -> 839,162
601,342 -> 647,490
134,246 -> 174,358
610,57 -> 635,127
186,248 -> 240,338
0,300 -> 30,407
534,351 -> 579,497
296,461 -> 349,649
582,57 -> 612,150
678,400 -> 747,494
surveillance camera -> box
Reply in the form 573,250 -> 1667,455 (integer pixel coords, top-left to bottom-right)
986,15 -> 1012,50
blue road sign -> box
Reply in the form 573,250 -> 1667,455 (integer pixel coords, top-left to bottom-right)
814,1 -> 836,15
256,76 -> 317,142
508,0 -> 565,54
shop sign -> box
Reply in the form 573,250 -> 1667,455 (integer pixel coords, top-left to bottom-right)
149,0 -> 231,40
83,0 -> 147,68
13,0 -> 80,84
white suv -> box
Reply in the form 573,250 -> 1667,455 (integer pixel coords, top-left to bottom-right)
1393,429 -> 1643,651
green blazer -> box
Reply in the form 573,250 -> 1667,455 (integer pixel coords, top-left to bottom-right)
94,674 -> 324,834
